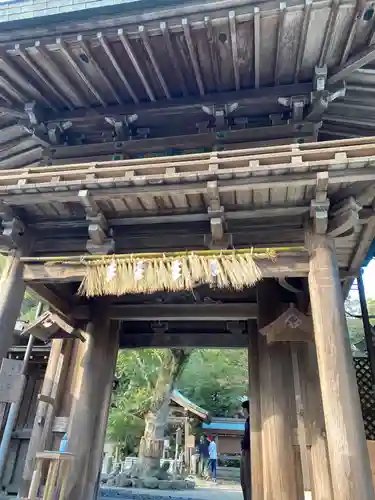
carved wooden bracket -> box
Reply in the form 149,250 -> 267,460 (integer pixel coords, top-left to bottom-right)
328,196 -> 361,238
0,202 -> 30,251
310,171 -> 330,235
259,303 -> 313,343
204,178 -> 232,249
78,190 -> 115,254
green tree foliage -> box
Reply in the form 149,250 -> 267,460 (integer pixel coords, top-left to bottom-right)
107,348 -> 248,447
177,349 -> 248,417
107,350 -> 165,448
345,284 -> 375,349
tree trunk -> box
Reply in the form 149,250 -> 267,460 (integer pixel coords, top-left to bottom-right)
137,349 -> 190,477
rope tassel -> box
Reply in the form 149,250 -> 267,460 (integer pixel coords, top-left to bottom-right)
77,248 -> 275,297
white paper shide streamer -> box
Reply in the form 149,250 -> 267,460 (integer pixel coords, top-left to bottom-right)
106,260 -> 117,282
172,259 -> 182,281
134,260 -> 145,281
210,259 -> 219,278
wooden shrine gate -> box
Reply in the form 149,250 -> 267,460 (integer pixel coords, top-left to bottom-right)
0,137 -> 371,500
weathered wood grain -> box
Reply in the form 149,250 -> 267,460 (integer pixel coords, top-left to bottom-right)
308,233 -> 375,500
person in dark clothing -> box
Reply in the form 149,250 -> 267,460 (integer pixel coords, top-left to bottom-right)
240,400 -> 251,500
198,435 -> 210,478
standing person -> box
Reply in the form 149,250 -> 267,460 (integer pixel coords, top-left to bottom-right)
240,400 -> 251,500
198,435 -> 210,479
208,436 -> 217,482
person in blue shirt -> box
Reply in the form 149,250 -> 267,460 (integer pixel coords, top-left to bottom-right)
240,400 -> 251,500
208,436 -> 217,482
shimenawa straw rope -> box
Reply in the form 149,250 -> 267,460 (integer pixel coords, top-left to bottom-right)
77,248 -> 276,297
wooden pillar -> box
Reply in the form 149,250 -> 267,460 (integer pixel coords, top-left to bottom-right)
299,342 -> 333,500
307,233 -> 374,500
0,250 -> 26,360
257,280 -> 303,500
19,339 -> 65,497
65,307 -> 119,500
248,322 -> 263,500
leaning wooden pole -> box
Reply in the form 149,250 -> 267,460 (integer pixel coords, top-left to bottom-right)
307,233 -> 374,500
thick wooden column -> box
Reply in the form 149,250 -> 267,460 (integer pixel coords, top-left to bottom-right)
248,322 -> 263,500
299,342 -> 333,500
0,250 -> 26,360
257,280 -> 303,500
307,233 -> 374,500
65,307 -> 119,500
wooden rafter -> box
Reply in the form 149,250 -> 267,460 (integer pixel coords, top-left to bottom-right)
329,45 -> 375,85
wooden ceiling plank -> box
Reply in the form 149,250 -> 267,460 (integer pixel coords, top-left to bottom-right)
182,18 -> 205,96
274,2 -> 286,86
229,11 -> 240,91
34,41 -> 85,108
138,25 -> 171,99
0,52 -> 57,111
56,38 -> 106,107
203,16 -> 220,90
118,28 -> 155,102
253,7 -> 260,89
97,32 -> 138,104
329,45 -> 375,85
0,72 -> 25,104
319,0 -> 340,67
0,105 -> 26,119
14,44 -> 74,111
160,21 -> 188,97
340,0 -> 366,65
294,0 -> 312,83
77,35 -> 123,105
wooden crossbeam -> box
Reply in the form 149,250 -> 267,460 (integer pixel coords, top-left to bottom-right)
78,303 -> 258,321
0,137 -> 373,187
328,45 -> 375,84
3,167 -> 375,208
23,254 -> 310,285
120,332 -> 249,349
1,139 -> 375,207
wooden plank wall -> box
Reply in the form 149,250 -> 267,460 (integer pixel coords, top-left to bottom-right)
0,362 -> 46,495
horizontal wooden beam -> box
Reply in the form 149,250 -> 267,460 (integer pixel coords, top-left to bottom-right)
23,255 -> 310,285
5,167 -> 375,208
30,206 -> 309,230
120,332 -> 248,348
328,46 -> 375,85
50,83 -> 313,123
76,303 -> 257,321
46,122 -> 315,162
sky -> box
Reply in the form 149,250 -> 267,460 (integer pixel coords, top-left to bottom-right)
363,259 -> 375,299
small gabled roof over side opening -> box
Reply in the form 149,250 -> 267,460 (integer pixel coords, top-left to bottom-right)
170,389 -> 210,422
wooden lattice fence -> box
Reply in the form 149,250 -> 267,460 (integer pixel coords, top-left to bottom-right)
354,356 -> 375,440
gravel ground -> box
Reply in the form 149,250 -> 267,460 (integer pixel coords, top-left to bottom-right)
100,483 -> 243,500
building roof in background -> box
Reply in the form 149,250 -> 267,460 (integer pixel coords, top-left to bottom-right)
170,390 -> 210,422
202,418 -> 246,432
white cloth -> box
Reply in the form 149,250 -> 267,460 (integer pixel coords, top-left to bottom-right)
208,441 -> 217,460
